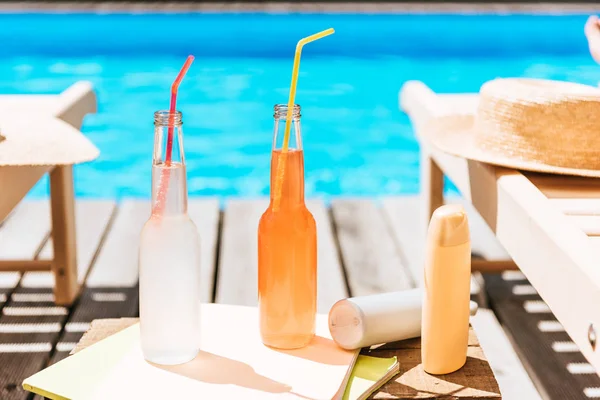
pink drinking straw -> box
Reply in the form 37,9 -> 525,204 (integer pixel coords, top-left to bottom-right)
165,55 -> 194,164
152,55 -> 194,217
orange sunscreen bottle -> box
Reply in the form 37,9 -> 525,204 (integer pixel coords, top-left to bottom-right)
422,204 -> 471,375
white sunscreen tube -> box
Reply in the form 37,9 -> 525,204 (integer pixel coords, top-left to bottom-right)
328,288 -> 477,350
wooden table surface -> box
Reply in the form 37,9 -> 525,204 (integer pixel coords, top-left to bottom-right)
73,318 -> 501,399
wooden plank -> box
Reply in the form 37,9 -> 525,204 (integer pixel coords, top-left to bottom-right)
0,201 -> 114,400
49,198 -> 220,365
215,199 -> 262,306
85,200 -> 149,288
381,196 -> 509,305
1,289 -> 69,400
0,200 -> 50,261
310,200 -> 348,311
470,309 -> 542,400
187,198 -> 221,303
485,273 -> 600,399
380,196 -> 424,284
20,200 -> 115,289
381,196 -> 509,265
331,198 -> 414,296
0,287 -> 67,400
216,198 -> 348,313
45,200 -> 139,366
83,198 -> 218,291
0,200 -> 50,313
86,198 -> 220,291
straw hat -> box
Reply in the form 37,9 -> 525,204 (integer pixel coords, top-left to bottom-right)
0,115 -> 99,166
423,78 -> 600,177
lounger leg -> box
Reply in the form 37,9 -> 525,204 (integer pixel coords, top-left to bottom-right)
49,165 -> 78,305
421,153 -> 444,229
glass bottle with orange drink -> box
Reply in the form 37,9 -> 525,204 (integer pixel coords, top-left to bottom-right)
258,104 -> 317,350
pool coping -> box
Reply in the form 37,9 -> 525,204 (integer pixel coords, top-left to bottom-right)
0,1 -> 599,14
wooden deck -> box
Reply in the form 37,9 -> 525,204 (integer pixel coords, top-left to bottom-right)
0,196 -> 597,399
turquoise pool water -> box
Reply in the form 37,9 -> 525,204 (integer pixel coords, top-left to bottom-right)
1,12 -> 600,199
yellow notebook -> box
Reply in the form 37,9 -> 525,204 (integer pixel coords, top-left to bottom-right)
343,355 -> 399,400
23,303 -> 359,400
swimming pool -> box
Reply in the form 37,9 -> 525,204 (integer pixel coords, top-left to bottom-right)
1,12 -> 599,199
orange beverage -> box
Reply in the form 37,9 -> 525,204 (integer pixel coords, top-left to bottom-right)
258,104 -> 317,349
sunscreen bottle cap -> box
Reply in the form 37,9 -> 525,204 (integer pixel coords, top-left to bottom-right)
427,204 -> 469,247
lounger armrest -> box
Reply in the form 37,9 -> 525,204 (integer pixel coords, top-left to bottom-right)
53,81 -> 98,129
399,81 -> 454,132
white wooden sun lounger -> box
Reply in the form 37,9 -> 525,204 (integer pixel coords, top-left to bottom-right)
400,80 -> 600,375
0,82 -> 97,305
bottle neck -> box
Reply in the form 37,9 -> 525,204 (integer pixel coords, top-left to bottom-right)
153,111 -> 185,165
151,111 -> 188,216
270,106 -> 305,208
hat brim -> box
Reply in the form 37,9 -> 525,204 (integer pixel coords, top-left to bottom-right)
422,114 -> 600,178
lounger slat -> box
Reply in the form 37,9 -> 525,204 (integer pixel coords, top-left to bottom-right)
549,199 -> 600,216
216,199 -> 347,312
568,216 -> 600,236
528,174 -> 600,199
19,201 -> 115,289
331,198 -> 414,296
589,236 -> 600,247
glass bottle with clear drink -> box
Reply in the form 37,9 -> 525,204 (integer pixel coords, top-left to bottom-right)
139,110 -> 201,365
258,104 -> 317,349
